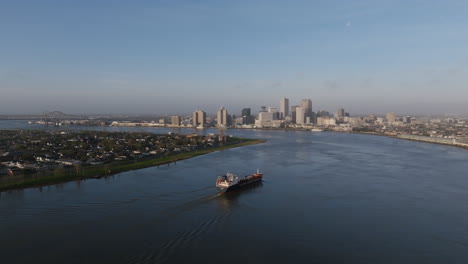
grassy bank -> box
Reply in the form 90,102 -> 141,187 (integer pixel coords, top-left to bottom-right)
0,138 -> 265,192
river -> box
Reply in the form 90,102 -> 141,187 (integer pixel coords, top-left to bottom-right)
1,120 -> 468,263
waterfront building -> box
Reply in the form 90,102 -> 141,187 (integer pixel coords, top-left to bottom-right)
348,117 -> 364,125
311,112 -> 317,124
192,111 -> 197,126
171,116 -> 182,126
217,107 -> 229,127
258,111 -> 274,122
192,110 -> 207,127
296,107 -> 305,124
317,116 -> 336,126
316,116 -> 326,126
255,111 -> 282,128
386,112 -> 396,124
241,108 -> 254,125
336,108 -> 345,118
268,107 -> 279,120
403,116 -> 411,124
334,108 -> 345,123
243,116 -> 255,125
280,98 -> 289,119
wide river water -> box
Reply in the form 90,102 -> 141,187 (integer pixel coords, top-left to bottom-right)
1,120 -> 468,263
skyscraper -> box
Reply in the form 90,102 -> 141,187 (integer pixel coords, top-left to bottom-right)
241,108 -> 254,125
241,108 -> 251,117
192,110 -> 206,127
192,111 -> 197,126
291,105 -> 299,124
280,98 -> 289,119
217,107 -> 228,127
300,99 -> 313,123
296,107 -> 305,124
171,116 -> 181,126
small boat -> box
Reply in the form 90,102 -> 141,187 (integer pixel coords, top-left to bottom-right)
311,128 -> 323,132
216,169 -> 263,192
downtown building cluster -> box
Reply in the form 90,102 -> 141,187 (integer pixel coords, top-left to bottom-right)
169,98 -> 350,129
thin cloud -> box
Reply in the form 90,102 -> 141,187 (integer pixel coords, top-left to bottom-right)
323,80 -> 341,91
346,21 -> 351,27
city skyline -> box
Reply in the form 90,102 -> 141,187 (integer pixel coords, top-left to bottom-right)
1,1 -> 468,115
3,99 -> 468,117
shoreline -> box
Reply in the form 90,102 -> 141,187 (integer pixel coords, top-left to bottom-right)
346,131 -> 468,150
392,135 -> 468,150
230,127 -> 468,151
6,118 -> 466,149
0,138 -> 266,193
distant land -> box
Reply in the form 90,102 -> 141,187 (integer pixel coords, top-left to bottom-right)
0,112 -> 169,121
1,111 -> 468,121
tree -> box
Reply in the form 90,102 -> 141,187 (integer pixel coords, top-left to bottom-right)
73,162 -> 81,175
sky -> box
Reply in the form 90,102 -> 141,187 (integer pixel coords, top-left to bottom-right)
1,0 -> 468,115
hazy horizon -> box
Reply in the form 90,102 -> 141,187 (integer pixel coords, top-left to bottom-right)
2,0 -> 468,115
3,101 -> 468,118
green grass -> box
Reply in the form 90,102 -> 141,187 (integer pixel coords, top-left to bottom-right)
0,138 -> 265,192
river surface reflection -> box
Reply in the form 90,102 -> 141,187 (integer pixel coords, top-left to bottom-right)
1,120 -> 468,263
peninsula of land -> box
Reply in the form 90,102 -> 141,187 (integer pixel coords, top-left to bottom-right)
0,130 -> 265,192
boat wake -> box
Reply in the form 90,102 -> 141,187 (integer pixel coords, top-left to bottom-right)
139,214 -> 225,264
127,181 -> 264,263
129,202 -> 229,264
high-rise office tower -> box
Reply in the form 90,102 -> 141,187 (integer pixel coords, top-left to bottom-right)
217,107 -> 228,127
291,105 -> 299,124
241,108 -> 254,125
296,107 -> 305,124
300,99 -> 313,122
192,111 -> 197,126
280,98 -> 289,119
192,110 -> 206,126
241,108 -> 251,117
171,116 -> 181,126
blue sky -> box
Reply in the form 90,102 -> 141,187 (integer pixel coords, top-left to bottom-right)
1,0 -> 468,115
